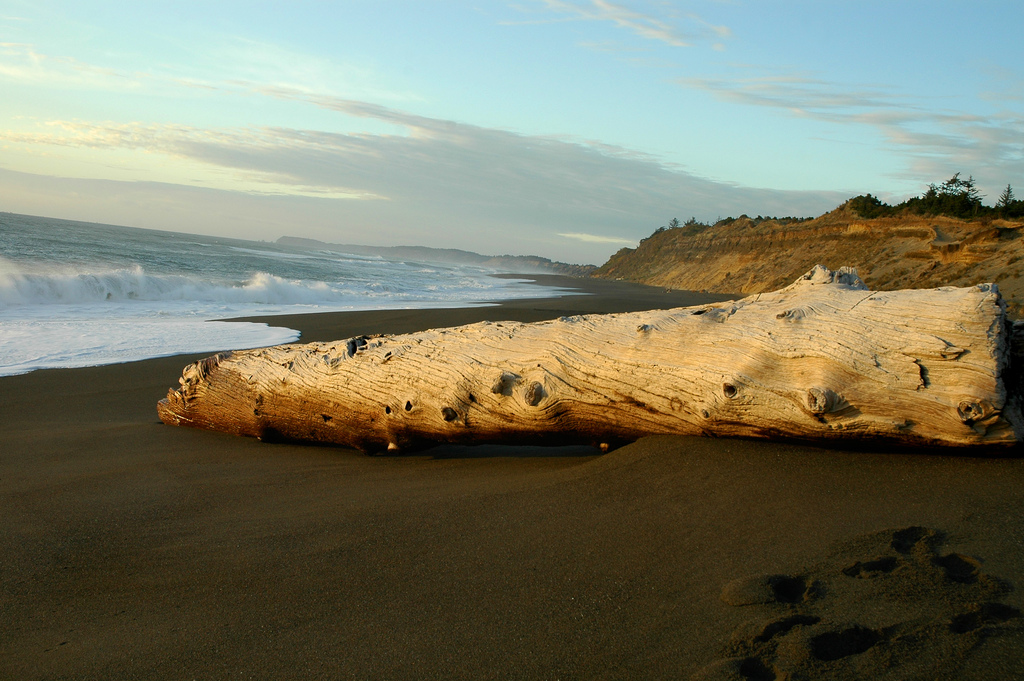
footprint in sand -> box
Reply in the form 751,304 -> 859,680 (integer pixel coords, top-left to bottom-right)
692,526 -> 1022,681
719,574 -> 820,607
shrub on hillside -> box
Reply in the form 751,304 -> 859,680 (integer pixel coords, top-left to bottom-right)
847,194 -> 898,219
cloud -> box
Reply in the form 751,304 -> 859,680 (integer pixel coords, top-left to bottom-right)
681,73 -> 904,112
206,37 -> 421,104
691,14 -> 730,39
0,40 -> 417,108
0,42 -> 140,88
0,96 -> 848,263
534,1 -> 728,49
558,232 -> 637,244
681,70 -> 1024,193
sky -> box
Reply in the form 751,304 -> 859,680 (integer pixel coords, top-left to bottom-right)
1,1 -> 1022,265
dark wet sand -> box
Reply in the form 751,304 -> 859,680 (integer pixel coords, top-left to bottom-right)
2,275 -> 1023,680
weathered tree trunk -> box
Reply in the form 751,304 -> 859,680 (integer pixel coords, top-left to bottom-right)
158,266 -> 1023,451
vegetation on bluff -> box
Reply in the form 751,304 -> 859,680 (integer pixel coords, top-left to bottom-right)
648,173 -> 1023,239
593,173 -> 1024,315
847,174 -> 1023,220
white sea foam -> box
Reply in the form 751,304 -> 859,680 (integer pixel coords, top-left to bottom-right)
0,314 -> 301,376
0,264 -> 357,307
0,262 -> 541,309
0,272 -> 535,376
0,214 -> 579,376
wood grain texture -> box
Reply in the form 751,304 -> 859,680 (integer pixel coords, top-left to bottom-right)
158,266 -> 1023,451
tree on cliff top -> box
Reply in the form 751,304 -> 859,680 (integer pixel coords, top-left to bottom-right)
999,184 -> 1015,210
847,194 -> 897,219
910,173 -> 984,218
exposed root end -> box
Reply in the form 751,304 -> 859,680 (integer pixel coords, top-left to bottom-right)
158,352 -> 231,426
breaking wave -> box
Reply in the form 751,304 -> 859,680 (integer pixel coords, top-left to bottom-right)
0,214 -> 579,376
0,263 -> 489,308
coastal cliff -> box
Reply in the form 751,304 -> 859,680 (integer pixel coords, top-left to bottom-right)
593,202 -> 1024,315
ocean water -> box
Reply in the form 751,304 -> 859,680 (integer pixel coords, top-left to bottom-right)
0,213 -> 573,376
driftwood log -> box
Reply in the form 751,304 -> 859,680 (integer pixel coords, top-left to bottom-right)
158,266 -> 1023,451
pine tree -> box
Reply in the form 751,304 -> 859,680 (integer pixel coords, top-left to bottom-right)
939,173 -> 963,196
964,175 -> 983,212
998,184 -> 1015,210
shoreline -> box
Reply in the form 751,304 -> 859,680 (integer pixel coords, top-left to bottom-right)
2,275 -> 1023,679
224,273 -> 737,344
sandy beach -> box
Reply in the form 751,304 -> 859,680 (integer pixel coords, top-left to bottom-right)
2,275 -> 1023,680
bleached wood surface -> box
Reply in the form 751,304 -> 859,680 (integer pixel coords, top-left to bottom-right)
158,266 -> 1022,451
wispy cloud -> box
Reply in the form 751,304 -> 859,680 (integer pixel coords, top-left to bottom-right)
681,73 -> 906,113
205,37 -> 421,104
682,70 -> 1024,192
531,0 -> 729,49
0,40 -> 418,106
559,232 -> 636,244
545,0 -> 690,46
0,96 -> 847,261
0,42 -> 142,88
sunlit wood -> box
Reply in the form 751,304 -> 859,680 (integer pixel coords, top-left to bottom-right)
159,266 -> 1022,451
